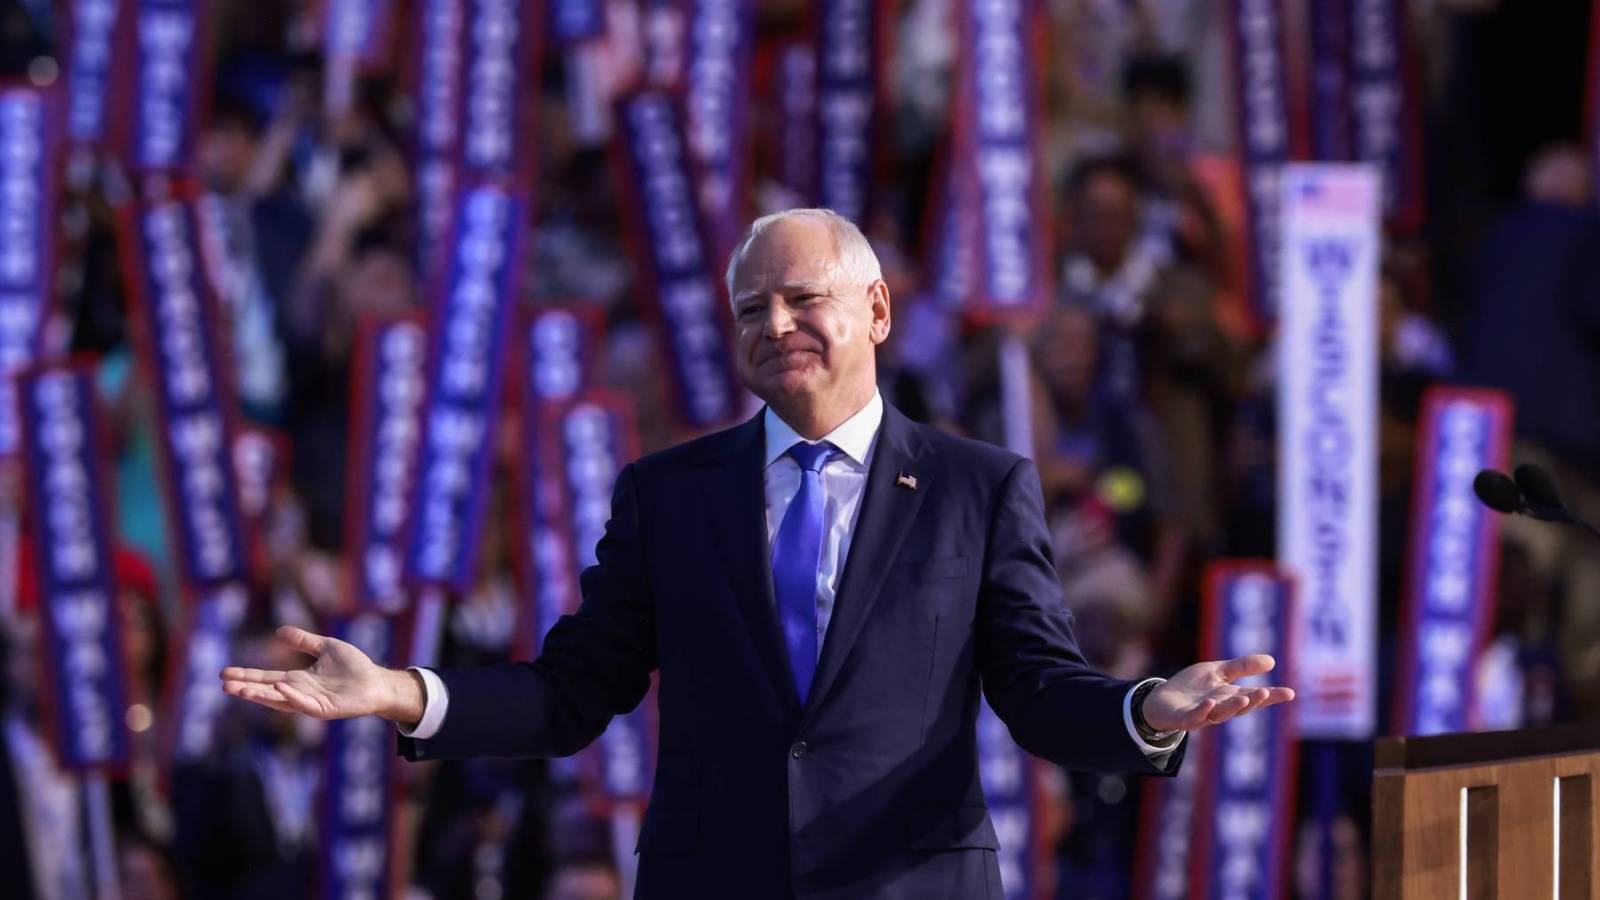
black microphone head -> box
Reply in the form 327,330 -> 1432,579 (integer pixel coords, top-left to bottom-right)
1514,463 -> 1565,511
1473,469 -> 1524,515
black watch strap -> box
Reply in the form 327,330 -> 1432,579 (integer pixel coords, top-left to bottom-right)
1131,678 -> 1174,742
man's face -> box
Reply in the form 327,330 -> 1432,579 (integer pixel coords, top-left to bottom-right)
729,218 -> 889,407
1073,172 -> 1139,271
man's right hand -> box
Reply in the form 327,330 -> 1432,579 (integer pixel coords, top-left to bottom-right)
220,625 -> 426,727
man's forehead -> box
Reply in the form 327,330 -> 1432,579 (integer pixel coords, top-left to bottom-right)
732,277 -> 835,305
732,247 -> 842,294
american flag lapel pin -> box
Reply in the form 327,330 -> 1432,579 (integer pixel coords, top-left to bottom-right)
896,471 -> 918,490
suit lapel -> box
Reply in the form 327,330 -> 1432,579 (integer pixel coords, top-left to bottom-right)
699,410 -> 803,712
801,405 -> 932,725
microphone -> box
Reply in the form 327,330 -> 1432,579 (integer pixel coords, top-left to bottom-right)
1506,463 -> 1600,541
1472,469 -> 1524,515
1514,464 -> 1564,513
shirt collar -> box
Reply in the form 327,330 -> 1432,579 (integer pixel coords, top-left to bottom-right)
763,390 -> 883,468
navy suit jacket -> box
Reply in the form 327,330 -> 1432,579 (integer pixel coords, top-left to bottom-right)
399,402 -> 1182,899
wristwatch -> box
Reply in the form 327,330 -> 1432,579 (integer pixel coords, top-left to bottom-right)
1131,678 -> 1179,744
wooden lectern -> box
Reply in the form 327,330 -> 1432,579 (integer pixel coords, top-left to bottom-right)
1374,722 -> 1600,898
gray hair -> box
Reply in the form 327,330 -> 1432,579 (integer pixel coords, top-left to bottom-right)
724,208 -> 883,302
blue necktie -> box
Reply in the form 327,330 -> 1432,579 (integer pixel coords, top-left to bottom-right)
772,440 -> 838,704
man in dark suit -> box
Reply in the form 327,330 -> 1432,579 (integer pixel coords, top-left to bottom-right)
222,209 -> 1292,898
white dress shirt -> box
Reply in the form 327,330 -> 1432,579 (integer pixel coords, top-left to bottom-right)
761,389 -> 883,653
402,390 -> 1182,761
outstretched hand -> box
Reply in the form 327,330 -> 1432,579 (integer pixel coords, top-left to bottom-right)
1141,654 -> 1295,733
220,626 -> 423,725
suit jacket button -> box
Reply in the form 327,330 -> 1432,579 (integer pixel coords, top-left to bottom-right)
790,741 -> 808,759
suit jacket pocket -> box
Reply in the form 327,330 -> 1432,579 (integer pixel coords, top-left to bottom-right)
906,803 -> 998,851
893,555 -> 968,583
636,797 -> 699,855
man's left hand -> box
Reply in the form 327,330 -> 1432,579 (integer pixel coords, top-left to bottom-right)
1141,654 -> 1295,733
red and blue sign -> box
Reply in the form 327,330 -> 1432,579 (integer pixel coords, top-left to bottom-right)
346,313 -> 429,613
1227,0 -> 1301,318
612,88 -> 742,430
17,362 -> 131,773
318,613 -> 398,900
954,0 -> 1050,317
683,0 -> 755,254
773,41 -> 817,205
121,0 -> 210,174
64,0 -> 125,150
1395,387 -> 1513,736
0,85 -> 59,457
404,184 -> 526,589
1307,0 -> 1425,231
547,390 -> 652,802
457,0 -> 541,191
510,307 -> 603,658
120,193 -> 253,587
978,698 -> 1036,900
1132,732 -> 1205,900
548,0 -> 606,46
412,0 -> 465,280
811,0 -> 885,225
1190,562 -> 1298,900
166,581 -> 249,764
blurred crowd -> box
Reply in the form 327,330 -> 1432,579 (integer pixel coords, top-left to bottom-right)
3,0 -> 1600,898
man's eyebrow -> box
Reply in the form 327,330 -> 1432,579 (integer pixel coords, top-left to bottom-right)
732,281 -> 833,306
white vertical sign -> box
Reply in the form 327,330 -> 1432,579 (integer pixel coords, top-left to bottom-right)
1276,163 -> 1380,739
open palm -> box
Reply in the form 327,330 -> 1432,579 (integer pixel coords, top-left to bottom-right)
1142,654 -> 1295,733
220,626 -> 401,720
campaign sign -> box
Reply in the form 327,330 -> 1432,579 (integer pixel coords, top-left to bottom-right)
403,184 -> 526,590
167,581 -> 248,763
978,699 -> 1034,900
523,306 -> 601,406
65,0 -> 124,149
1307,0 -> 1353,161
0,85 -> 59,457
326,0 -> 393,69
683,0 -> 755,253
923,152 -> 977,311
413,0 -> 464,279
812,0 -> 883,225
1395,387 -> 1513,736
1276,163 -> 1379,739
1190,564 -> 1298,900
1348,0 -> 1423,230
548,0 -> 606,46
346,313 -> 429,613
318,613 -> 397,900
1131,731 -> 1204,900
509,307 -> 602,656
458,0 -> 541,191
1226,0 -> 1298,318
546,391 -> 653,800
123,0 -> 209,173
550,392 -> 639,580
612,89 -> 742,429
233,425 -> 286,531
955,0 -> 1050,316
121,195 -> 253,587
774,41 -> 817,205
324,0 -> 393,116
17,363 -> 131,772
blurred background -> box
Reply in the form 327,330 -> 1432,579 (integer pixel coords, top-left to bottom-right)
1,0 -> 1597,897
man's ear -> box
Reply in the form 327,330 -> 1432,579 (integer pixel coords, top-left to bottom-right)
867,279 -> 892,345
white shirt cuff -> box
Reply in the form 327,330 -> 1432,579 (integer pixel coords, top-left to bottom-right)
1124,677 -> 1185,758
396,667 -> 449,740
